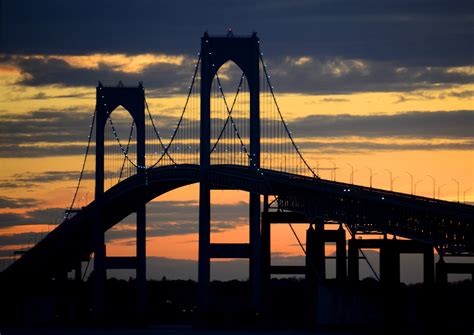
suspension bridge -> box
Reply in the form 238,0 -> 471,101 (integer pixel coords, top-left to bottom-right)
2,32 -> 474,319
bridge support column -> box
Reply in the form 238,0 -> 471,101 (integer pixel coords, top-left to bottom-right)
93,217 -> 106,316
313,220 -> 326,279
380,238 -> 400,286
348,236 -> 359,281
197,184 -> 211,311
305,225 -> 316,281
423,245 -> 434,285
435,257 -> 447,284
306,222 -> 348,281
250,193 -> 262,311
335,225 -> 347,280
136,203 -> 146,315
198,33 -> 212,314
261,196 -> 271,298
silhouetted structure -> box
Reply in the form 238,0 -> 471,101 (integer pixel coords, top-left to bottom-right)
199,32 -> 262,312
2,32 -> 474,329
95,83 -> 147,315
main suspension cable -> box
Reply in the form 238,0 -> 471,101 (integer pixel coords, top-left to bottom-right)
65,109 -> 96,219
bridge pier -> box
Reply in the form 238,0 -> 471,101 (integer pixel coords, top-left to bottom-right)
136,203 -> 146,315
436,257 -> 474,284
249,192 -> 262,311
261,196 -> 271,302
347,237 -> 434,285
306,221 -> 346,281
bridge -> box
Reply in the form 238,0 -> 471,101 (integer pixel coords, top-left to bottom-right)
3,32 -> 474,319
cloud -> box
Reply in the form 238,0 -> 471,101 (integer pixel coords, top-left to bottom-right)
3,54 -> 473,95
286,110 -> 474,139
1,0 -> 472,68
0,108 -> 472,159
263,57 -> 473,94
7,170 -> 95,183
295,140 -> 474,155
0,208 -> 64,228
0,108 -> 96,147
0,181 -> 37,189
0,196 -> 38,208
106,200 -> 249,240
29,91 -> 90,100
439,90 -> 474,100
0,232 -> 45,248
2,55 -> 197,95
0,200 -> 247,241
320,98 -> 350,103
0,108 -> 181,157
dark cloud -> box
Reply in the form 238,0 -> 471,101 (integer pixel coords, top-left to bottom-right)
0,207 -> 64,228
0,108 -> 95,147
0,144 -> 87,158
1,0 -> 472,67
296,140 -> 474,155
3,54 -> 473,95
7,55 -> 196,95
286,110 -> 474,139
0,109 -> 472,159
106,200 -> 248,240
440,90 -> 474,100
321,98 -> 350,103
0,232 -> 45,247
0,196 -> 38,208
0,181 -> 36,189
8,170 -> 94,183
0,200 -> 246,239
29,92 -> 91,100
261,57 -> 473,94
0,108 -> 179,152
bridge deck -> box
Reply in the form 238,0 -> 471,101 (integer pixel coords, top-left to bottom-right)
3,164 -> 473,279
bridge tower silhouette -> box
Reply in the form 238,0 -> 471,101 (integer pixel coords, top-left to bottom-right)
95,83 -> 147,314
199,31 -> 263,310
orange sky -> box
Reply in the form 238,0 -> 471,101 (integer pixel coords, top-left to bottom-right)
0,53 -> 473,274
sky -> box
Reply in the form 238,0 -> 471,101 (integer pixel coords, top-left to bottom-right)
0,0 -> 473,282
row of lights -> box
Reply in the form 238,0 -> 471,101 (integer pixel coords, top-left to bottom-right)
315,160 -> 471,202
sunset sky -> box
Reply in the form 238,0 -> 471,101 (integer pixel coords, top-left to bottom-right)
0,0 -> 472,281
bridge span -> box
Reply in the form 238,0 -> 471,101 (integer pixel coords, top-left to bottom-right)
5,163 -> 473,280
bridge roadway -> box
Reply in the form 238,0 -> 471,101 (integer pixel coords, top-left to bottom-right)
4,164 -> 474,279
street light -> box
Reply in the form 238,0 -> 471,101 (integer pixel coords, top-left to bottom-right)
329,160 -> 337,181
406,172 -> 414,195
463,187 -> 472,204
437,184 -> 446,199
384,169 -> 399,192
451,179 -> 460,202
427,175 -> 436,199
414,179 -> 423,195
366,166 -> 377,188
348,163 -> 358,184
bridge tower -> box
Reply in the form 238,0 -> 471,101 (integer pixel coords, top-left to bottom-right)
199,32 -> 262,311
94,82 -> 147,315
